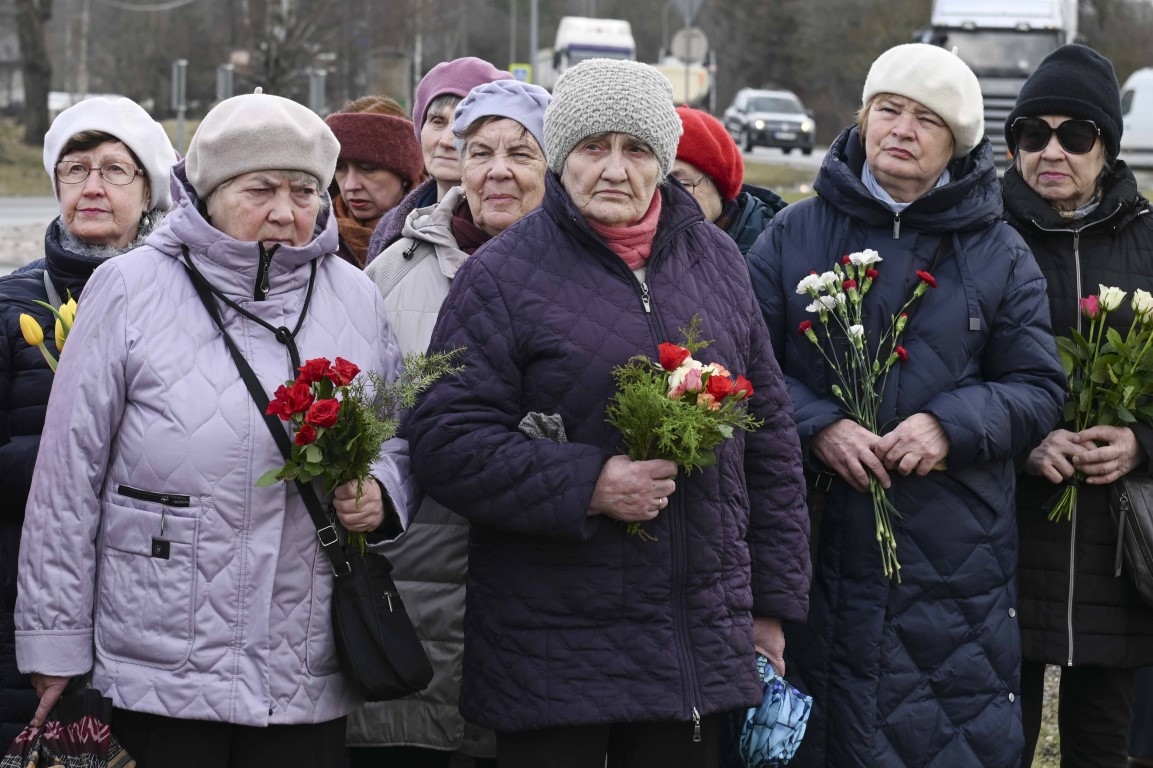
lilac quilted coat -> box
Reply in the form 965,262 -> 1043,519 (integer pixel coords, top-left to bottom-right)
406,175 -> 811,733
15,164 -> 416,726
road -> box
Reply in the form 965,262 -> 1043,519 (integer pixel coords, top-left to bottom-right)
0,196 -> 57,276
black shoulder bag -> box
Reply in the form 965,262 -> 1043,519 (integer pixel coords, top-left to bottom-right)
1110,476 -> 1153,608
182,247 -> 433,701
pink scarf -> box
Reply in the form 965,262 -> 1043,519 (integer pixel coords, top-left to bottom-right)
587,193 -> 662,270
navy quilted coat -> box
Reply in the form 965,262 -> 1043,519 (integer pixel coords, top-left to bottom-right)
406,174 -> 811,733
745,127 -> 1066,768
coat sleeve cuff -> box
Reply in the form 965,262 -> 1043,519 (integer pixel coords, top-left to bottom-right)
15,630 -> 93,677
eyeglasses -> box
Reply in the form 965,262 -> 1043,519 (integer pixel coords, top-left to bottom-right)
55,161 -> 144,186
672,172 -> 708,194
1011,117 -> 1100,155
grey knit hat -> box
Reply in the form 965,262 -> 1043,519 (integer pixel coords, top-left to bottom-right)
544,59 -> 683,177
186,88 -> 340,198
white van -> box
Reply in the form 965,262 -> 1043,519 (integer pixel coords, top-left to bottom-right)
1120,68 -> 1153,169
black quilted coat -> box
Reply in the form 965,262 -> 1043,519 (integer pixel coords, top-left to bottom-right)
1004,163 -> 1153,669
0,221 -> 107,743
746,128 -> 1066,767
407,174 -> 811,733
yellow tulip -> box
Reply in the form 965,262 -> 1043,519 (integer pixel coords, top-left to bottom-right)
19,314 -> 44,346
55,317 -> 65,351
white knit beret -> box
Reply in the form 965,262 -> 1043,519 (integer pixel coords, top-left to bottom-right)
544,59 -> 683,177
862,43 -> 984,158
186,89 -> 339,198
43,96 -> 177,211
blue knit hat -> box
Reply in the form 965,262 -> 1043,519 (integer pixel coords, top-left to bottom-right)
453,80 -> 552,154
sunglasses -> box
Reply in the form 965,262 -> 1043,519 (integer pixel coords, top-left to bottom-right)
1011,117 -> 1100,154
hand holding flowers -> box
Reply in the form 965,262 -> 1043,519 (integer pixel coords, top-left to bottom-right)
1044,285 -> 1153,521
795,249 -> 937,579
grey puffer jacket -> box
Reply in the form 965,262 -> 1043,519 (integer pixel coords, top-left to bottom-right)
15,163 -> 416,727
350,186 -> 494,758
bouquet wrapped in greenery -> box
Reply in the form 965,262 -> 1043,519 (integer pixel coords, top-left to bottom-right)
1047,286 -> 1153,522
795,249 -> 936,580
606,317 -> 763,538
258,351 -> 462,550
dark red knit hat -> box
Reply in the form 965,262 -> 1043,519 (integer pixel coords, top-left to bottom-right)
325,112 -> 425,190
675,106 -> 744,202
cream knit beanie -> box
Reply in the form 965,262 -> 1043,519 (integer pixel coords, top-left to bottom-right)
544,59 -> 683,177
43,96 -> 177,211
186,89 -> 339,198
862,43 -> 984,158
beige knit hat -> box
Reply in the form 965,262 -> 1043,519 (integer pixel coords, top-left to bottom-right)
544,59 -> 683,177
186,88 -> 340,197
862,44 -> 984,158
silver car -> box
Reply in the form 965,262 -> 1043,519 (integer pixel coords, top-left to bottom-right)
723,88 -> 816,155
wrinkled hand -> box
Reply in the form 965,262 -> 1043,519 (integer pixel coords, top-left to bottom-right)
333,478 -> 384,532
811,419 -> 889,493
1073,425 -> 1146,485
30,674 -> 69,727
873,413 -> 950,478
589,456 -> 677,522
754,617 -> 786,676
1024,428 -> 1090,484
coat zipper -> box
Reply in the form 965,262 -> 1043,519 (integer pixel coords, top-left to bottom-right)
117,484 -> 191,507
1065,228 -> 1083,666
640,281 -> 651,313
254,243 -> 279,301
892,213 -> 901,239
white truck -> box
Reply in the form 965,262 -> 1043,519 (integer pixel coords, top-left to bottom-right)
534,17 -> 636,91
914,0 -> 1079,161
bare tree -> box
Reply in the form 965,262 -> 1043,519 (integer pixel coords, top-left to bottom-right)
14,0 -> 51,144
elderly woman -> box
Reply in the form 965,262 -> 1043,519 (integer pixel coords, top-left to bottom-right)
405,59 -> 810,768
325,98 -> 425,268
366,57 -> 511,264
672,105 -> 786,255
0,96 -> 175,745
349,78 -> 551,768
1002,45 -> 1153,767
15,90 -> 415,766
746,44 -> 1066,767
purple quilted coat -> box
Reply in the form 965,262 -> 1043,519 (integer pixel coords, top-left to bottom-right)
406,174 -> 811,733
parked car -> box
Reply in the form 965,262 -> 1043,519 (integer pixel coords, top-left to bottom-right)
723,88 -> 815,154
1121,67 -> 1153,170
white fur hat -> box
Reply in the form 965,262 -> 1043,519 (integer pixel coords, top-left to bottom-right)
186,89 -> 339,198
862,43 -> 984,158
43,96 -> 177,211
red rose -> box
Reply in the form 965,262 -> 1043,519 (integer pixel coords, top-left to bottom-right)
328,357 -> 361,387
659,343 -> 692,371
865,268 -> 879,279
1080,295 -> 1100,320
798,320 -> 813,334
916,270 -> 937,288
294,423 -> 317,446
706,373 -> 734,399
843,279 -> 857,290
733,375 -> 754,400
895,345 -> 908,362
297,357 -> 332,385
305,398 -> 341,429
267,380 -> 315,419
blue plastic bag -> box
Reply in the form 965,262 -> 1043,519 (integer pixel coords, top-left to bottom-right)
738,655 -> 813,767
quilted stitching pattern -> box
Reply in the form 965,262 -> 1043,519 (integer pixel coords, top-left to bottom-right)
407,176 -> 811,732
16,170 -> 415,726
745,129 -> 1065,767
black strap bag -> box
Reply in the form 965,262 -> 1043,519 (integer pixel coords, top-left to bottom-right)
1109,474 -> 1153,608
183,249 -> 433,701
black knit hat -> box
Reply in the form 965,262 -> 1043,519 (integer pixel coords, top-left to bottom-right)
1005,44 -> 1122,158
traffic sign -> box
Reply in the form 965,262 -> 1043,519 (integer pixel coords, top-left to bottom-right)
509,63 -> 533,83
674,0 -> 705,24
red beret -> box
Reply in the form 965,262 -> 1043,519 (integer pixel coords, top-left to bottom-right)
675,106 -> 744,202
325,112 -> 425,190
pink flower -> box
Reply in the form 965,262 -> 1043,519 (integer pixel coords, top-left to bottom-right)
684,366 -> 703,393
1081,295 -> 1100,319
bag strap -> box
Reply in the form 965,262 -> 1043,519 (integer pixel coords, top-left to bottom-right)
180,247 -> 351,577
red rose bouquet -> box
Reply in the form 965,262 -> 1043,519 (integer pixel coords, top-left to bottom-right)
605,317 -> 763,538
258,351 -> 461,550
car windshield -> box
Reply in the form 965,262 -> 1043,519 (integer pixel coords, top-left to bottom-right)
929,30 -> 1059,77
747,95 -> 802,114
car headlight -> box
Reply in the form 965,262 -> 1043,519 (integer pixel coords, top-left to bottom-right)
754,119 -> 765,130
801,119 -> 814,134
